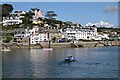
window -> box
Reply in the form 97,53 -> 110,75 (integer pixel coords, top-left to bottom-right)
15,31 -> 17,34
22,32 -> 24,34
18,31 -> 20,33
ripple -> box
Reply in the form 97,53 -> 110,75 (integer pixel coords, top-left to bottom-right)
86,62 -> 101,65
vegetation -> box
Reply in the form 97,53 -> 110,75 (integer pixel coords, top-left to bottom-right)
97,27 -> 120,34
4,36 -> 12,43
3,33 -> 13,43
21,11 -> 34,28
45,11 -> 57,19
2,24 -> 20,30
1,3 -> 120,38
1,4 -> 14,17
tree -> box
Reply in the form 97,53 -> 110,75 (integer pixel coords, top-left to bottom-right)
21,11 -> 35,28
45,11 -> 57,19
4,36 -> 12,43
4,33 -> 13,43
1,4 -> 14,17
45,11 -> 57,28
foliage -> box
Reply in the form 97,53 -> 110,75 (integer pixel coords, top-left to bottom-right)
1,4 -> 14,17
45,11 -> 57,19
21,11 -> 34,27
4,36 -> 13,43
97,27 -> 120,34
2,24 -> 20,30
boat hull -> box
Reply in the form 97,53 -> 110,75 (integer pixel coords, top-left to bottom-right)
1,49 -> 10,52
43,48 -> 53,51
64,59 -> 76,62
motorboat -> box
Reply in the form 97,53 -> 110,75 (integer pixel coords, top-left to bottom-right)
64,56 -> 76,62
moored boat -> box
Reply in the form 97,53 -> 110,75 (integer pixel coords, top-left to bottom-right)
1,47 -> 11,52
43,48 -> 53,51
1,44 -> 11,52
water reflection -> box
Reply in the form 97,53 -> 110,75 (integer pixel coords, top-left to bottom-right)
2,46 -> 118,78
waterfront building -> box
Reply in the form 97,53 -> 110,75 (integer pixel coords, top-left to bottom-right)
13,26 -> 49,45
27,26 -> 48,44
108,35 -> 119,40
2,10 -> 26,26
99,33 -> 109,40
13,28 -> 29,45
3,17 -> 23,26
62,26 -> 102,41
46,29 -> 62,41
13,34 -> 29,45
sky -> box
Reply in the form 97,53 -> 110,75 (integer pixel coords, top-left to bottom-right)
2,2 -> 118,27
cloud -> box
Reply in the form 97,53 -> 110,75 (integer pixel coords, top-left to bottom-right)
85,21 -> 114,28
104,5 -> 118,14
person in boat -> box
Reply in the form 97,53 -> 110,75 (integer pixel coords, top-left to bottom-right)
70,56 -> 74,60
65,56 -> 75,61
65,56 -> 70,60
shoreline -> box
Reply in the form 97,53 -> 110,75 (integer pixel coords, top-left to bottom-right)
3,41 -> 120,49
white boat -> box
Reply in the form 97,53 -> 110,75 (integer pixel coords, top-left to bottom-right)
43,48 -> 53,51
64,56 -> 76,62
1,47 -> 11,52
1,45 -> 11,52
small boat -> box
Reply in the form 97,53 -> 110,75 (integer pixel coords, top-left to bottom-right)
43,48 -> 53,51
1,47 -> 11,52
64,56 -> 76,62
1,44 -> 11,52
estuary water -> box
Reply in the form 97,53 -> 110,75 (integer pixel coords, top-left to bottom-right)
2,46 -> 118,78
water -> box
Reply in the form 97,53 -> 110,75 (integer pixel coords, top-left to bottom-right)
2,46 -> 118,78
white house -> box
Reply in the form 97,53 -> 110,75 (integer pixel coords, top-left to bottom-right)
3,19 -> 22,26
12,10 -> 26,18
30,33 -> 48,44
25,26 -> 49,44
62,26 -> 102,40
101,34 -> 109,39
13,26 -> 49,45
3,10 -> 26,26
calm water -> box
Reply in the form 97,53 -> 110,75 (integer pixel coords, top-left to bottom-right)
2,46 -> 118,78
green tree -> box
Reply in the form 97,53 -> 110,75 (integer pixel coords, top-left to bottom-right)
45,11 -> 57,19
45,11 -> 57,28
1,4 -> 14,17
21,11 -> 35,28
4,33 -> 13,43
5,36 -> 12,43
